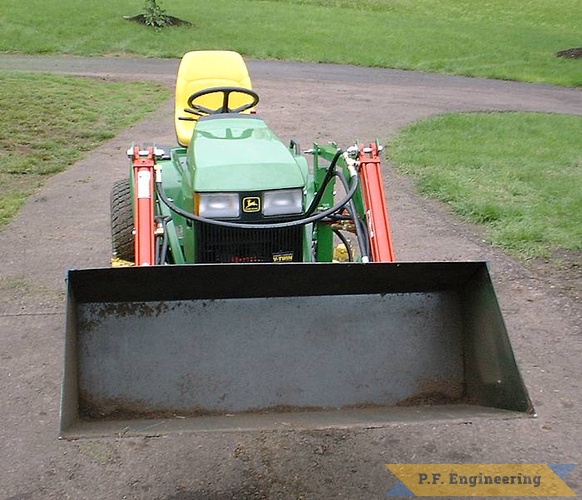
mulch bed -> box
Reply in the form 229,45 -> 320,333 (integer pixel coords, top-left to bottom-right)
123,14 -> 193,27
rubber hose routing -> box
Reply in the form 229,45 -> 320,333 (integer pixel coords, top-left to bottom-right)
304,149 -> 343,217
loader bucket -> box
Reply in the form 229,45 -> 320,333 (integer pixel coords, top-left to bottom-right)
60,262 -> 533,438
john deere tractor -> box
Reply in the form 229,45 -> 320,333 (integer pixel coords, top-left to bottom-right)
111,51 -> 394,267
60,51 -> 532,438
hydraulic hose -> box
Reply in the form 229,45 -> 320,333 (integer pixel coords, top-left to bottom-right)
153,216 -> 171,265
304,149 -> 343,217
159,216 -> 170,264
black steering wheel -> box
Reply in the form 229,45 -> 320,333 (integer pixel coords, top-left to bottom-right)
185,86 -> 259,117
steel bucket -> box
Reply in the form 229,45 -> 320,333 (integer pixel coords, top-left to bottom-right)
60,262 -> 533,438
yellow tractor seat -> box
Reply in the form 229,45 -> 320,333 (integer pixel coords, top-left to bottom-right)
174,51 -> 254,147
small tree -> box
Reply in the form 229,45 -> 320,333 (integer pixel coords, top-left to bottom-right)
142,0 -> 170,28
124,0 -> 192,28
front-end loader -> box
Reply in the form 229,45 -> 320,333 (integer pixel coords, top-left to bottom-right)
60,51 -> 533,438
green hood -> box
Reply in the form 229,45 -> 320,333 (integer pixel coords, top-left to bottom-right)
188,116 -> 306,192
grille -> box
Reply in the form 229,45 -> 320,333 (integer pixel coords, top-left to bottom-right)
196,223 -> 303,263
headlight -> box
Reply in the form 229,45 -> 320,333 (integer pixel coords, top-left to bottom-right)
263,189 -> 303,216
196,193 -> 240,218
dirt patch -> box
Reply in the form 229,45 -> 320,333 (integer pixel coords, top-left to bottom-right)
396,377 -> 466,406
556,48 -> 582,59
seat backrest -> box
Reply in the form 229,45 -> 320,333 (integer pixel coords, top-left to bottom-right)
175,51 -> 253,147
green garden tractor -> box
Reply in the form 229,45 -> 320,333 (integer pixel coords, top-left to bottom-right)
60,51 -> 532,437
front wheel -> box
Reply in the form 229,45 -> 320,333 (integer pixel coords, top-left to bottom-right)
110,178 -> 134,263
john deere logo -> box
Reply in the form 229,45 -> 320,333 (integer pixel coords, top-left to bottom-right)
243,196 -> 261,213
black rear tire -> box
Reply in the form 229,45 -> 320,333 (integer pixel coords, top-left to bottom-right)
110,178 -> 134,262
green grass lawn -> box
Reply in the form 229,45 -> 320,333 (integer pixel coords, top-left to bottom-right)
0,0 -> 580,86
0,73 -> 170,226
388,112 -> 582,259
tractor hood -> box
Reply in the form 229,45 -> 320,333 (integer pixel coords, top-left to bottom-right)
188,115 -> 307,192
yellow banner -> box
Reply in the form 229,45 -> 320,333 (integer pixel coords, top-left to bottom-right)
385,464 -> 576,496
